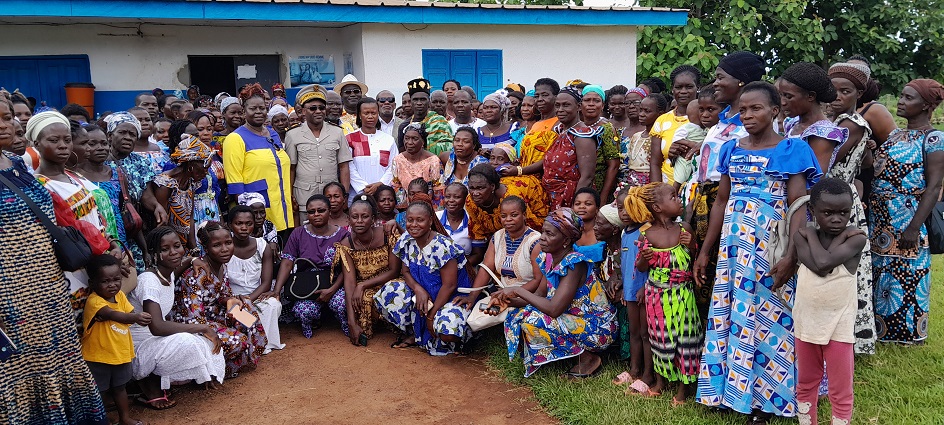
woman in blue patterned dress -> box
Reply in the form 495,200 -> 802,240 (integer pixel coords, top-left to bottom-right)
870,79 -> 944,344
0,99 -> 108,425
495,208 -> 616,378
374,195 -> 473,356
693,82 -> 821,423
439,127 -> 488,187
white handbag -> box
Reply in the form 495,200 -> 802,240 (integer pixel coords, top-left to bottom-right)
465,265 -> 515,332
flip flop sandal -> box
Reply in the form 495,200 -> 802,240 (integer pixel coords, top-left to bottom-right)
671,397 -> 686,407
626,379 -> 650,395
612,371 -> 633,385
136,395 -> 176,410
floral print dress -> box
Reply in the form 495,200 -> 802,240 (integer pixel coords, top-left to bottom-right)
504,250 -> 616,377
374,232 -> 472,356
172,267 -> 268,378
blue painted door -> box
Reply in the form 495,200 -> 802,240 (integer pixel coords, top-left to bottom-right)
0,55 -> 91,109
421,50 -> 503,100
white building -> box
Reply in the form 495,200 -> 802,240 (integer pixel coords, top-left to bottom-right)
0,0 -> 686,114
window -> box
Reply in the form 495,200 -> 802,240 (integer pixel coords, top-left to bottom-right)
422,50 -> 502,99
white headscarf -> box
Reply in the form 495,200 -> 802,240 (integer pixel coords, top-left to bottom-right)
25,111 -> 70,143
267,105 -> 289,121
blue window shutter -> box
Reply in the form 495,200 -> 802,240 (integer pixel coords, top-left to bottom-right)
422,50 -> 450,92
476,50 -> 503,98
450,51 -> 476,93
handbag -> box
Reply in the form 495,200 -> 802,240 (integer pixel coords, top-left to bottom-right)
465,265 -> 513,332
286,258 -> 332,300
0,173 -> 92,272
926,200 -> 944,255
765,195 -> 811,266
116,168 -> 143,235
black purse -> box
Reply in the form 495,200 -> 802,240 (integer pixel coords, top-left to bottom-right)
286,258 -> 332,300
927,200 -> 944,255
0,172 -> 93,272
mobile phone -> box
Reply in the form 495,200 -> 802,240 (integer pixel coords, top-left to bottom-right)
229,305 -> 259,328
0,328 -> 17,362
358,333 -> 369,347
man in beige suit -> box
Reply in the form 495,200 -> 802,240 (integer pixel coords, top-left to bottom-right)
284,84 -> 352,220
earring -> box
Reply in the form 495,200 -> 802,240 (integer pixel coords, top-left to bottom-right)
738,82 -> 745,87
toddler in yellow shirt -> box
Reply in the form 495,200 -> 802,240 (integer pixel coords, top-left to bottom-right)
82,255 -> 152,425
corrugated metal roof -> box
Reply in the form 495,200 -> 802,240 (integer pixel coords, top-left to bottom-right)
188,0 -> 687,13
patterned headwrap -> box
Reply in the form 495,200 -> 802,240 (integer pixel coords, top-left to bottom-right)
238,83 -> 265,103
238,192 -> 267,207
629,86 -> 649,98
170,135 -> 212,166
906,79 -> 944,110
272,83 -> 286,93
214,92 -> 231,106
25,110 -> 70,143
545,208 -> 583,242
483,89 -> 512,112
565,79 -> 588,87
598,204 -> 626,229
220,97 -> 240,113
104,111 -> 142,137
267,104 -> 289,120
828,63 -> 869,90
582,84 -> 606,102
407,78 -> 432,96
492,142 -> 519,164
560,86 -> 582,103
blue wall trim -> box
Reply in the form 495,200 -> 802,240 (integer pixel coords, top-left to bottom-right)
1,0 -> 687,27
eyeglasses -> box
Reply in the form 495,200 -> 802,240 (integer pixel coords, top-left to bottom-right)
306,208 -> 327,215
342,89 -> 362,95
377,97 -> 396,103
307,105 -> 327,111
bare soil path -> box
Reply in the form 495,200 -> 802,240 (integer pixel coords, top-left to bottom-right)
131,323 -> 556,425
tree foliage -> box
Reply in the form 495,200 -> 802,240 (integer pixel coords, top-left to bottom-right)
637,0 -> 944,93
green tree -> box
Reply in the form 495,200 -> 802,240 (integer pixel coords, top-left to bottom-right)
637,0 -> 944,93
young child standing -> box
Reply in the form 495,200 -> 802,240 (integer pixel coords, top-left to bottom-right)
792,178 -> 866,425
631,182 -> 702,405
82,255 -> 151,425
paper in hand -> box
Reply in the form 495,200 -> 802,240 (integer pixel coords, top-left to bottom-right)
229,305 -> 258,328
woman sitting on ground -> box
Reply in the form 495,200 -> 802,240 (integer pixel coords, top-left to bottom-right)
374,194 -> 473,355
172,221 -> 268,378
466,164 -> 547,264
455,195 -> 542,332
226,206 -> 285,354
491,208 -> 616,377
336,195 -> 403,346
273,195 -> 350,338
128,226 -> 226,409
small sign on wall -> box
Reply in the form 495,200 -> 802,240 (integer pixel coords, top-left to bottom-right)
344,52 -> 353,76
289,55 -> 336,87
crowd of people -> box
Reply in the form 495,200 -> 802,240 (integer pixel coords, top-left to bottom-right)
1,50 -> 942,425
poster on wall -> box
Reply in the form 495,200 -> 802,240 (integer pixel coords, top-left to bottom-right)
343,52 -> 353,76
289,55 -> 335,87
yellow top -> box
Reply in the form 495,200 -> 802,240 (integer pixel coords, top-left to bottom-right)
81,291 -> 135,365
649,111 -> 689,185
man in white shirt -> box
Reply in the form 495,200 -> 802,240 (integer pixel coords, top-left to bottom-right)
448,90 -> 485,133
376,90 -> 403,141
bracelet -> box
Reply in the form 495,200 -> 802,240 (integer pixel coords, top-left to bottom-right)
516,166 -> 523,176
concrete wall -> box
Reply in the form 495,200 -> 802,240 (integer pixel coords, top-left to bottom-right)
1,20 -> 639,112
360,23 -> 639,96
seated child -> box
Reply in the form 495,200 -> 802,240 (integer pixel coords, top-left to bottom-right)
82,254 -> 152,425
791,177 -> 866,425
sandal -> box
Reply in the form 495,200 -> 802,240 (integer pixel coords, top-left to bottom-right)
625,379 -> 650,395
671,397 -> 686,407
612,371 -> 634,385
390,338 -> 417,349
136,395 -> 176,410
745,414 -> 770,425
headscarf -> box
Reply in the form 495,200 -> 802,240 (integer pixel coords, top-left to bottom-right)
582,84 -> 606,102
525,89 -> 536,97
828,63 -> 869,90
483,89 -> 511,112
906,79 -> 944,110
272,83 -> 286,93
104,111 -> 141,137
545,208 -> 583,242
170,135 -> 212,166
25,110 -> 70,143
492,142 -> 519,164
214,92 -> 231,106
267,104 -> 289,120
505,83 -> 525,94
220,97 -> 240,113
565,79 -> 588,87
598,204 -> 625,229
238,192 -> 267,207
629,87 -> 649,98
238,83 -> 265,103
718,51 -> 765,84
560,86 -> 583,103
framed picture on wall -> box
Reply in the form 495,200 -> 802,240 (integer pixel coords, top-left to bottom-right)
289,55 -> 336,87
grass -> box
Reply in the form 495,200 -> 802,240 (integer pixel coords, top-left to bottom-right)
481,256 -> 944,425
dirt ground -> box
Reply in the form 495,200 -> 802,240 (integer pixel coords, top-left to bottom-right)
130,322 -> 556,425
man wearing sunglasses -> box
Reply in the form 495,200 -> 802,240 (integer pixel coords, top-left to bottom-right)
284,84 -> 352,223
334,74 -> 368,136
375,90 -> 403,144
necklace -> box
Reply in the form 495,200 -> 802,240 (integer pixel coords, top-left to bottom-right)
352,233 -> 373,251
155,267 -> 171,285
